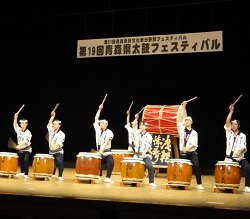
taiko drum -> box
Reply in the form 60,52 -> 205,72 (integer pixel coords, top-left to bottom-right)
0,152 -> 19,173
111,149 -> 134,174
167,159 -> 193,186
121,157 -> 145,183
214,161 -> 241,188
32,154 -> 55,176
75,152 -> 102,180
142,105 -> 187,137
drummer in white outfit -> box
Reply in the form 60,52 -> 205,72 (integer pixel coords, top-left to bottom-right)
93,103 -> 114,183
224,104 -> 250,192
177,101 -> 204,190
124,110 -> 139,152
13,113 -> 32,179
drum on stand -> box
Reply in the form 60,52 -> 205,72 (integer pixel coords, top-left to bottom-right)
167,159 -> 193,186
121,157 -> 145,183
75,152 -> 102,180
214,161 -> 241,188
32,154 -> 55,177
111,149 -> 134,174
0,152 -> 19,174
142,105 -> 187,137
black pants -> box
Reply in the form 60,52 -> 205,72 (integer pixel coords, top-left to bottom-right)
19,151 -> 31,175
100,154 -> 114,178
179,151 -> 202,185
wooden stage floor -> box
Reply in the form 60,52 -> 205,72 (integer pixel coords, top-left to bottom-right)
0,167 -> 250,219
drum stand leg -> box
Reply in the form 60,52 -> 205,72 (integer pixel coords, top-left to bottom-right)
73,178 -> 96,184
213,186 -> 238,194
120,182 -> 141,187
165,184 -> 189,190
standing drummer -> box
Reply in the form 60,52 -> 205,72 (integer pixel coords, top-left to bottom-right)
13,113 -> 32,179
133,120 -> 157,187
224,104 -> 250,193
177,101 -> 204,190
125,110 -> 139,152
47,110 -> 65,181
93,103 -> 114,183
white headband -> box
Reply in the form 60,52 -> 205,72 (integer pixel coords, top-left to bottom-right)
19,120 -> 28,123
53,120 -> 61,124
99,119 -> 108,124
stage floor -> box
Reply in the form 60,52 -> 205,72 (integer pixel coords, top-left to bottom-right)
0,167 -> 250,219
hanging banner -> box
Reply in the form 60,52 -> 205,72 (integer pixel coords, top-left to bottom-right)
151,134 -> 173,168
77,31 -> 222,58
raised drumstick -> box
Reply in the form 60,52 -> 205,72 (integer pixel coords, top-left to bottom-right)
232,94 -> 243,106
17,104 -> 25,114
186,96 -> 197,103
102,94 -> 108,104
128,101 -> 134,111
137,106 -> 145,115
53,103 -> 60,112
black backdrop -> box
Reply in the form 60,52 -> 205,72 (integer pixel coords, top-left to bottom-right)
0,0 -> 248,169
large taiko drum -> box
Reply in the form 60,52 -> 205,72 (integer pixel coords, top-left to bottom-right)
214,161 -> 241,188
142,105 -> 187,136
32,154 -> 55,177
111,149 -> 134,174
0,152 -> 19,174
167,159 -> 193,186
121,157 -> 145,183
75,152 -> 102,180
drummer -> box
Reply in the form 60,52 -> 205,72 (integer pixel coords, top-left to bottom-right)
13,113 -> 32,179
177,101 -> 204,190
93,103 -> 114,183
224,104 -> 250,193
47,110 -> 65,181
133,120 -> 157,187
124,110 -> 139,153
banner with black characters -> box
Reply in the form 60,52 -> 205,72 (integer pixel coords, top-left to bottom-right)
77,31 -> 222,58
151,134 -> 173,167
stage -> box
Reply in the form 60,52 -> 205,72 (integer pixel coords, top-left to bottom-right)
0,166 -> 250,219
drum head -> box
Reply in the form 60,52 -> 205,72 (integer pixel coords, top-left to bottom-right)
111,149 -> 133,154
77,152 -> 101,158
0,152 -> 18,157
34,154 -> 54,158
216,161 -> 240,166
168,159 -> 192,165
121,157 -> 143,163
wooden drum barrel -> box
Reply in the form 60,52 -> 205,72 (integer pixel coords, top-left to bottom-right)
111,149 -> 134,174
214,161 -> 241,188
75,152 -> 102,180
167,159 -> 193,186
121,157 -> 145,183
0,152 -> 19,174
32,154 -> 55,177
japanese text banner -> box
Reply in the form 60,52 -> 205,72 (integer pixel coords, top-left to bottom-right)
77,31 -> 222,58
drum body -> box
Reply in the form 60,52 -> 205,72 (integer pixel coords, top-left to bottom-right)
214,161 -> 241,188
0,152 -> 19,174
121,157 -> 145,182
142,105 -> 187,137
32,154 -> 55,176
167,159 -> 193,186
111,149 -> 134,174
75,152 -> 102,180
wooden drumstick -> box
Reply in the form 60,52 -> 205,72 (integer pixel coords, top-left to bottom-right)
17,104 -> 25,114
186,96 -> 197,103
137,106 -> 145,115
232,94 -> 243,106
102,94 -> 108,104
53,103 -> 60,112
128,101 -> 134,111
8,137 -> 17,149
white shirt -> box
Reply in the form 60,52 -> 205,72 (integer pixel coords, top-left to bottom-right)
13,124 -> 32,152
224,124 -> 246,161
177,121 -> 198,152
47,124 -> 65,154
